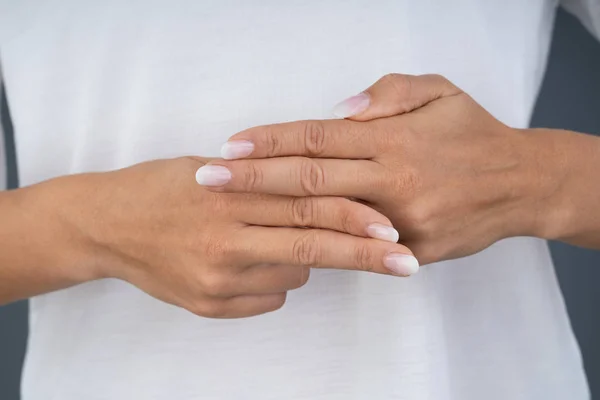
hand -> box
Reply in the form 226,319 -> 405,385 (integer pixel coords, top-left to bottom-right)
196,74 -> 560,264
52,156 -> 416,318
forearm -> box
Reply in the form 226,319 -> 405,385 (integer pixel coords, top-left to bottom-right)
0,156 -> 218,306
528,128 -> 600,248
0,176 -> 99,305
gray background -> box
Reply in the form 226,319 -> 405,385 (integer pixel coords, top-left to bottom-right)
0,7 -> 599,400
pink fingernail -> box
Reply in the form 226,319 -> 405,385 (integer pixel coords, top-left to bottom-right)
367,223 -> 400,243
195,165 -> 232,186
221,140 -> 255,160
332,92 -> 370,118
383,253 -> 419,277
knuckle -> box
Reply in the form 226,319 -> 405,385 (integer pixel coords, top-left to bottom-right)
199,272 -> 233,297
337,200 -> 358,234
207,194 -> 230,215
365,169 -> 391,195
353,244 -> 375,272
427,73 -> 449,85
271,293 -> 287,311
298,158 -> 325,195
243,162 -> 264,191
381,73 -> 410,96
290,197 -> 317,227
303,120 -> 327,156
394,168 -> 421,198
287,267 -> 311,290
263,127 -> 283,157
259,294 -> 288,315
403,204 -> 431,235
429,73 -> 446,81
381,72 -> 403,83
189,300 -> 229,319
292,231 -> 321,266
203,236 -> 230,264
297,267 -> 311,288
426,74 -> 460,95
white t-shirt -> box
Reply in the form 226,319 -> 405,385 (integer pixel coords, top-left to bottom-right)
1,1 -> 598,399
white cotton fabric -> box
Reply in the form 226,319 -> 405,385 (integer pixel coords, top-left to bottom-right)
0,1 -> 594,399
0,79 -> 5,191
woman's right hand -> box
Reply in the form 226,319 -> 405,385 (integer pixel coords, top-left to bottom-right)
49,156 -> 417,318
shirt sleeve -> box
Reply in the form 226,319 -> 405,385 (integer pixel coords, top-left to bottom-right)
561,0 -> 600,40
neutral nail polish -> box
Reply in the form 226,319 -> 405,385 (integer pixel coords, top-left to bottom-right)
221,140 -> 255,160
195,165 -> 232,186
332,92 -> 370,118
367,223 -> 400,243
383,253 -> 420,276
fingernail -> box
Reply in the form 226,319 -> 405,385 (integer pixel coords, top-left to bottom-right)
367,223 -> 400,243
383,253 -> 420,277
195,165 -> 232,186
332,92 -> 370,118
221,140 -> 254,160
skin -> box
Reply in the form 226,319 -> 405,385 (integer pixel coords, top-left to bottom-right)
198,73 -> 600,265
2,73 -> 599,319
0,156 -> 415,317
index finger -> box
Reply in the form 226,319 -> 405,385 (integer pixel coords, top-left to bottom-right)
220,119 -> 382,160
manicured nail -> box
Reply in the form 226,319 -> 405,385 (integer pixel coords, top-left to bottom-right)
332,92 -> 370,118
195,165 -> 232,186
221,140 -> 255,160
367,223 -> 400,243
383,253 -> 420,276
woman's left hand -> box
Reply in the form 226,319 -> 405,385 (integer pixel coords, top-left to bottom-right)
196,73 -> 565,265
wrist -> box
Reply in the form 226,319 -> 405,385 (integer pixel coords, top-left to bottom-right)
23,174 -> 110,284
517,128 -> 600,242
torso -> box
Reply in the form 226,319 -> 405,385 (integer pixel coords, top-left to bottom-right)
0,1 -> 589,398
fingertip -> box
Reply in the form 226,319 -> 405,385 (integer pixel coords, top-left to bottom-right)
221,140 -> 255,160
195,164 -> 232,187
366,223 -> 399,243
383,253 -> 420,277
332,92 -> 371,119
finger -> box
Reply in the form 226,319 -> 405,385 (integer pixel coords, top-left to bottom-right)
220,118 -> 381,160
194,293 -> 287,319
332,73 -> 462,121
196,157 -> 383,200
234,195 -> 399,242
207,264 -> 309,297
243,264 -> 309,294
237,226 -> 420,277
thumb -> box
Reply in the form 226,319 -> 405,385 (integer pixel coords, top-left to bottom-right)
332,73 -> 462,121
